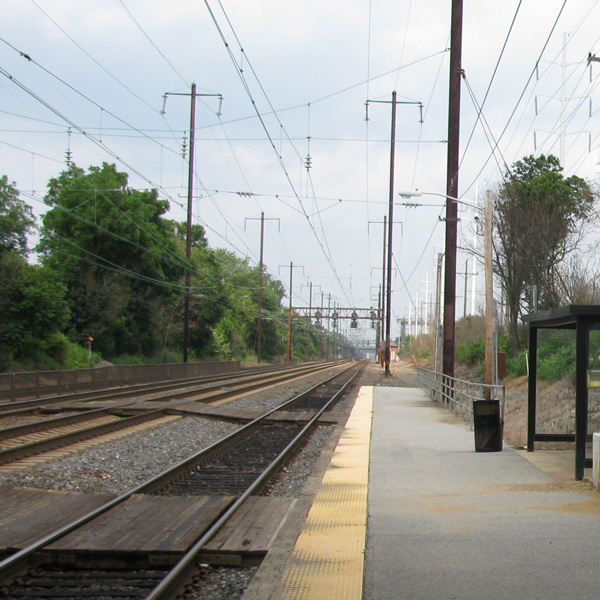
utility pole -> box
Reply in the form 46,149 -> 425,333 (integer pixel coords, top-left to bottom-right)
321,291 -> 325,359
258,213 -> 264,363
301,282 -> 320,361
368,217 -> 392,365
377,286 -> 382,362
287,262 -> 293,363
463,259 -> 469,318
279,263 -> 304,363
327,294 -> 331,359
434,252 -> 444,377
161,84 -> 222,363
443,0 -> 464,381
484,190 -> 494,395
385,93 -> 397,377
183,83 -> 196,364
245,213 -> 279,363
366,93 -> 422,376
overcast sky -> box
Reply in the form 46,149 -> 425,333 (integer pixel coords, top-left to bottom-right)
3,0 -> 600,344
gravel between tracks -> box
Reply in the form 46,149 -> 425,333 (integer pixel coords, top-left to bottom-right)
0,363 -> 372,600
0,366 -> 347,495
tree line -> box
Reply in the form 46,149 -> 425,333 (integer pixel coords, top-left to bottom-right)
0,163 -> 340,371
1,153 -> 597,370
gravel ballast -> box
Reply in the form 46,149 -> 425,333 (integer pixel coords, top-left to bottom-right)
0,363 -> 373,600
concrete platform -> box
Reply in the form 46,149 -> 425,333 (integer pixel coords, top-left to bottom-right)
247,386 -> 600,600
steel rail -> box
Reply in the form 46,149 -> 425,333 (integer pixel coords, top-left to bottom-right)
0,409 -> 168,465
0,361 -> 346,466
0,360 -> 343,415
0,361 -> 359,584
146,361 -> 365,599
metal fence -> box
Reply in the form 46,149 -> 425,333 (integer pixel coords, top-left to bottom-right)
0,361 -> 240,402
417,366 -> 505,429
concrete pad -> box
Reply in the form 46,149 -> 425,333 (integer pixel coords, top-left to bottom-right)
364,387 -> 600,600
515,448 -> 584,483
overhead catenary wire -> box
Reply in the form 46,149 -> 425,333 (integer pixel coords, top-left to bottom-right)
204,0 -> 354,307
457,0 -> 523,176
460,0 -> 569,196
0,36 -> 188,169
29,0 -> 160,115
0,65 -> 181,204
116,0 -> 189,87
5,1 -> 599,334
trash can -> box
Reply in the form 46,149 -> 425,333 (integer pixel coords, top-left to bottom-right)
473,399 -> 503,452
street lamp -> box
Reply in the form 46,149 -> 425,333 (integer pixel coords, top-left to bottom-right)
398,190 -> 494,392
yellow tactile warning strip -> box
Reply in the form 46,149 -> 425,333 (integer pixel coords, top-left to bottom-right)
276,386 -> 373,600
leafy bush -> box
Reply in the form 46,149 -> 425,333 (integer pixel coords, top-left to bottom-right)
454,330 -> 575,382
42,332 -> 69,364
506,351 -> 528,377
457,339 -> 485,366
537,346 -> 574,382
111,354 -> 155,366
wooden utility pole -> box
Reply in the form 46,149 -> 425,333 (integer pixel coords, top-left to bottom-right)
301,282 -> 317,360
245,213 -> 279,363
368,216 -> 389,365
366,93 -> 422,376
484,190 -> 494,395
442,0 -> 464,380
279,263 -> 304,363
381,216 -> 387,365
258,213 -> 264,363
385,92 -> 397,376
183,83 -> 197,364
287,261 -> 293,363
161,85 -> 222,363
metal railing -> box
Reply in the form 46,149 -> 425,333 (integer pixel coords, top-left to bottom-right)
0,361 -> 240,402
417,366 -> 505,429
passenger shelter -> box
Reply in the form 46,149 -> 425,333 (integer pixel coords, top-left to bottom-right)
523,305 -> 600,480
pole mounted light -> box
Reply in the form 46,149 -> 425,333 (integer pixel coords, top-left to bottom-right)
398,190 -> 494,391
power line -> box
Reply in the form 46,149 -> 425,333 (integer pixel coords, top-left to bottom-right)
205,0 -> 352,305
29,0 -> 160,114
0,36 -> 184,163
116,0 -> 189,87
461,0 -> 569,195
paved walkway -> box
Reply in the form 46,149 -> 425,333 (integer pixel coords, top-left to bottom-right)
364,387 -> 600,600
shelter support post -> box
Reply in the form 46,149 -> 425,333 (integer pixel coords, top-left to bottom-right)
575,321 -> 589,480
527,325 -> 537,453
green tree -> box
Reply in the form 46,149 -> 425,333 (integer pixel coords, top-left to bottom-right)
0,252 -> 70,368
0,176 -> 35,257
0,176 -> 72,370
494,155 -> 595,351
211,249 -> 286,361
37,163 -> 185,358
185,243 -> 228,359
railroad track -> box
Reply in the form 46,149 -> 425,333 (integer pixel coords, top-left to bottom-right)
0,361 -> 365,599
0,360 -> 344,417
0,361 -> 345,467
